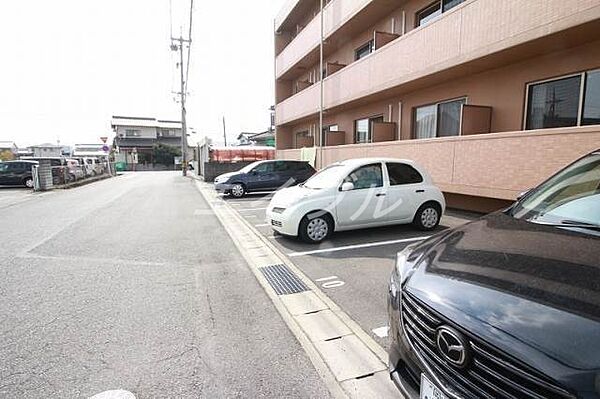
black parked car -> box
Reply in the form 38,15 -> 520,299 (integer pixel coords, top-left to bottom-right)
213,160 -> 316,198
0,160 -> 37,188
388,149 -> 600,399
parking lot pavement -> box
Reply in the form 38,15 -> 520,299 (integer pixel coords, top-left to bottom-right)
220,192 -> 479,348
0,186 -> 41,209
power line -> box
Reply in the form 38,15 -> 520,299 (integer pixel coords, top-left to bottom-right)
184,0 -> 194,95
168,0 -> 173,38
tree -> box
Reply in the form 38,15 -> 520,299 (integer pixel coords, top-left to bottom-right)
0,150 -> 15,161
152,143 -> 181,166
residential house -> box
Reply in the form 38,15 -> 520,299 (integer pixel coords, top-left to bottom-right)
236,130 -> 275,147
0,141 -> 18,160
111,116 -> 182,166
31,144 -> 62,158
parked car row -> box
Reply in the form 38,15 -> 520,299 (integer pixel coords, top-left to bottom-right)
213,150 -> 600,399
0,157 -> 109,188
215,158 -> 445,243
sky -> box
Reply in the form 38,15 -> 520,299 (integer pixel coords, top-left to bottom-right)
0,0 -> 286,147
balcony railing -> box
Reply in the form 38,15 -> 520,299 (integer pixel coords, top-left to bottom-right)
276,0 -> 600,126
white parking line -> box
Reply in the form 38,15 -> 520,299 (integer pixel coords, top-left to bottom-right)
287,236 -> 430,257
255,223 -> 270,227
372,326 -> 389,338
237,207 -> 267,212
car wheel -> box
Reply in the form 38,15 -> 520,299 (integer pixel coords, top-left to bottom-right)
299,212 -> 333,244
23,177 -> 34,188
230,183 -> 246,198
413,202 -> 441,231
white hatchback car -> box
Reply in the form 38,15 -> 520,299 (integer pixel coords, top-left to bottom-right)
266,158 -> 445,243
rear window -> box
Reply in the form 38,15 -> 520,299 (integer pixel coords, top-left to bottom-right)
387,163 -> 423,185
301,162 -> 314,171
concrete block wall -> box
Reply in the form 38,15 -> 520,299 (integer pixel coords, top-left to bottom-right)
202,162 -> 253,182
276,126 -> 600,201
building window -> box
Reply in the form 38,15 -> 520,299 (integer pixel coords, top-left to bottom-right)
414,98 -> 466,139
583,70 -> 600,126
355,116 -> 384,144
295,130 -> 310,147
525,69 -> 600,130
416,0 -> 465,27
355,40 -> 374,61
125,129 -> 141,137
161,129 -> 177,137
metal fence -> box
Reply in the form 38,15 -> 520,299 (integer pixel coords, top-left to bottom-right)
33,162 -> 116,191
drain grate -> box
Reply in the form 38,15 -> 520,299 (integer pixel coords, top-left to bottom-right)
259,264 -> 309,295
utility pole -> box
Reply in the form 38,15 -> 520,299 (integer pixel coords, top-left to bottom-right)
171,35 -> 191,176
318,0 -> 324,168
222,116 -> 227,146
170,0 -> 193,176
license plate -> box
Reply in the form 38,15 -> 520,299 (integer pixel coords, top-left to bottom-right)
420,374 -> 448,399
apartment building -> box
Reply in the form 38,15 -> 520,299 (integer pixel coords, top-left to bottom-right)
273,0 -> 600,211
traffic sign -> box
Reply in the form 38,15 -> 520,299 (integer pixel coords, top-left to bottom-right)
100,136 -> 108,143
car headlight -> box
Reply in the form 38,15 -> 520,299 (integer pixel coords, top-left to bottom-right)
272,207 -> 286,214
390,244 -> 419,298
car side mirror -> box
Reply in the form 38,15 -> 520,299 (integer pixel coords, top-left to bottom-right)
517,188 -> 532,201
340,182 -> 354,192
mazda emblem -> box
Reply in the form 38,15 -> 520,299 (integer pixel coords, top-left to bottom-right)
436,326 -> 470,368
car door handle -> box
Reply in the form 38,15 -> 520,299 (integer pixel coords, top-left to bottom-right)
375,193 -> 386,197
415,189 -> 425,193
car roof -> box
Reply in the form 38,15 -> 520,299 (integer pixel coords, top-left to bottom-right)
265,159 -> 306,163
336,157 -> 417,167
1,160 -> 38,164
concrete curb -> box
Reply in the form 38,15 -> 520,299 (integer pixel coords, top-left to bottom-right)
192,178 -> 401,399
54,174 -> 115,189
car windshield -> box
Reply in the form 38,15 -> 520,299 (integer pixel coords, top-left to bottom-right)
0,163 -> 7,172
303,164 -> 347,189
512,153 -> 600,228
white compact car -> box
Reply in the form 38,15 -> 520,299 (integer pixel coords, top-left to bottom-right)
266,158 -> 445,243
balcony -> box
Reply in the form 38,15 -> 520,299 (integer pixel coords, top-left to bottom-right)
275,0 -> 303,32
276,0 -> 386,80
276,0 -> 600,126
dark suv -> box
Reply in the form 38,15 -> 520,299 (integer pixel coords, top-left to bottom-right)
388,149 -> 600,398
0,160 -> 37,188
214,160 -> 316,198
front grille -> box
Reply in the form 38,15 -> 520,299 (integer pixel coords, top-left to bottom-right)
401,291 -> 574,399
271,219 -> 282,227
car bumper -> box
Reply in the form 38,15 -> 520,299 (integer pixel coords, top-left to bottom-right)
266,208 -> 299,236
214,182 -> 233,192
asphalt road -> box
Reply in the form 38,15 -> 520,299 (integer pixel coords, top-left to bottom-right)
222,192 -> 478,349
0,173 -> 331,398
